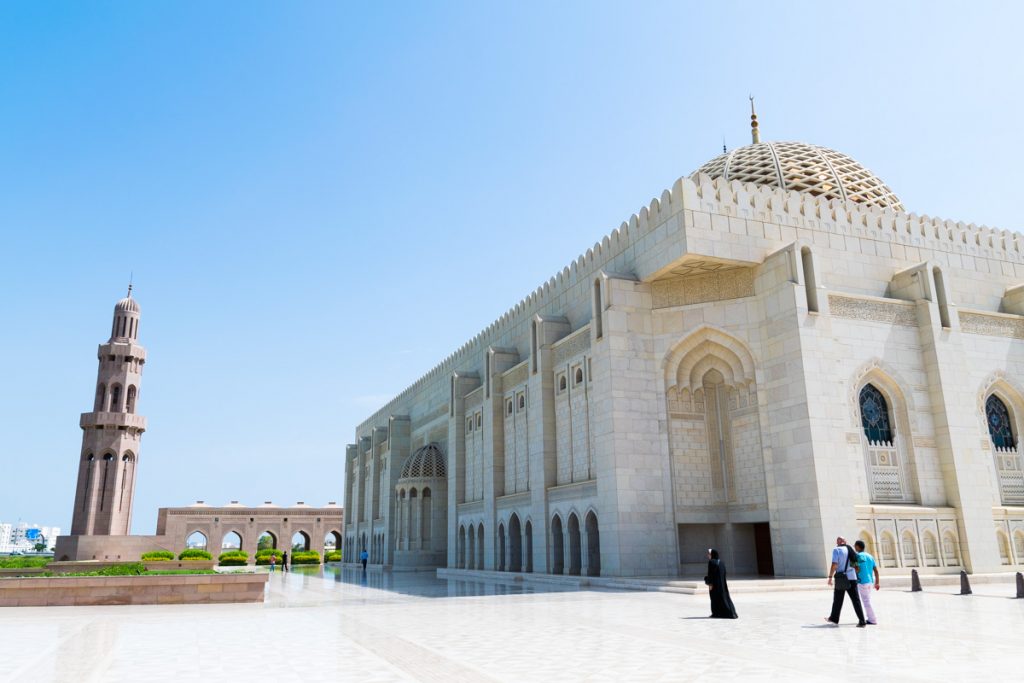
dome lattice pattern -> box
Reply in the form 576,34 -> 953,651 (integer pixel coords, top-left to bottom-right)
400,443 -> 446,480
692,141 -> 904,212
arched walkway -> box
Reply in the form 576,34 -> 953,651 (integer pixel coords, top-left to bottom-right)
508,514 -> 522,572
221,531 -> 243,550
585,511 -> 600,577
257,531 -> 277,550
291,531 -> 311,551
468,523 -> 476,569
458,525 -> 466,569
524,520 -> 534,573
551,515 -> 564,574
498,523 -> 506,571
476,524 -> 484,570
568,513 -> 582,576
186,530 -> 207,550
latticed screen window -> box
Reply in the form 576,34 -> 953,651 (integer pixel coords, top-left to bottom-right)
859,384 -> 893,443
986,395 -> 1016,449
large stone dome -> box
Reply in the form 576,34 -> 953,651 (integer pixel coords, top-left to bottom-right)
399,443 -> 446,480
691,141 -> 904,212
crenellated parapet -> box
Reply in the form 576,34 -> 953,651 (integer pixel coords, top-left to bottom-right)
358,173 -> 1024,433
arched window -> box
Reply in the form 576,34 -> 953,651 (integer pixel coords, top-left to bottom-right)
558,375 -> 567,392
574,368 -> 584,385
859,384 -> 893,444
95,384 -> 106,412
110,385 -> 122,413
126,386 -> 137,414
986,395 -> 1016,450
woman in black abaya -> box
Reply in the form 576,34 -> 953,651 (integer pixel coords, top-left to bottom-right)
704,548 -> 738,618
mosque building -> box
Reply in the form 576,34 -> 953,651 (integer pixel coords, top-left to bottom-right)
344,106 -> 1024,578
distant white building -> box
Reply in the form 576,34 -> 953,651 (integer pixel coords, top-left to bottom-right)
0,522 -> 61,552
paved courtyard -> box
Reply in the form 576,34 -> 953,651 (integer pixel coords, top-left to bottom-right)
2,567 -> 1021,682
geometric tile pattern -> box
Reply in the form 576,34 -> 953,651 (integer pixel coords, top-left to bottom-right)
693,141 -> 904,212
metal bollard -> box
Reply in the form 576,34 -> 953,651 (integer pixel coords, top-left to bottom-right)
959,570 -> 972,595
911,568 -> 922,592
1016,572 -> 1023,599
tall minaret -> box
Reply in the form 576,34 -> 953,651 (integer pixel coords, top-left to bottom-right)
69,287 -> 148,536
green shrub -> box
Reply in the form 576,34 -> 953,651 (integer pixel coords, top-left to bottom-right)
178,549 -> 213,561
141,550 -> 175,561
145,569 -> 219,575
51,563 -> 147,577
325,550 -> 341,562
254,549 -> 283,565
0,556 -> 50,569
218,550 -> 249,566
291,551 -> 320,565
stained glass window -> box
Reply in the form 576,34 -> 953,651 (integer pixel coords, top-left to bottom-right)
985,395 -> 1016,450
859,384 -> 893,443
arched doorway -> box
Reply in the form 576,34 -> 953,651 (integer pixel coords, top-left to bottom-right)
325,530 -> 341,551
525,520 -> 534,573
221,531 -> 242,551
467,523 -> 476,569
291,531 -> 311,552
568,513 -> 582,576
508,514 -> 522,572
551,515 -> 564,574
498,523 -> 506,571
186,530 -> 208,550
458,525 -> 466,568
476,524 -> 484,569
257,531 -> 277,550
585,512 -> 600,577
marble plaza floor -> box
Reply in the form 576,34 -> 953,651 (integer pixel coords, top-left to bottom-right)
1,566 -> 1022,682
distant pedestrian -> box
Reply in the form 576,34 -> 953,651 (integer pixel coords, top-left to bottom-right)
825,536 -> 866,627
854,540 -> 879,625
269,555 -> 276,573
360,548 -> 368,571
282,551 -> 289,572
703,548 -> 738,619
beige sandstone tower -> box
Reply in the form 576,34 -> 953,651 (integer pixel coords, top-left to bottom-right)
68,288 -> 147,536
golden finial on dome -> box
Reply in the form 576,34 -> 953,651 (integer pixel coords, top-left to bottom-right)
749,95 -> 760,144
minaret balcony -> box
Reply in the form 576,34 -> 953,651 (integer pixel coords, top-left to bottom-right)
79,412 -> 148,432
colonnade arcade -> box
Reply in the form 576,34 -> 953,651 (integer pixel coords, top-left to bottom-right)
456,510 -> 600,577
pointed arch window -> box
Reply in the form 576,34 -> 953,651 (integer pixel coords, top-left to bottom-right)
986,395 -> 1016,450
859,384 -> 893,444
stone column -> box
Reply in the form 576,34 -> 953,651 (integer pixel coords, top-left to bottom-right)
385,416 -> 410,567
447,372 -> 480,568
528,316 -> 569,574
484,348 -> 519,571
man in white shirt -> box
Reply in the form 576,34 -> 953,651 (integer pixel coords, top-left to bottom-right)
825,536 -> 866,627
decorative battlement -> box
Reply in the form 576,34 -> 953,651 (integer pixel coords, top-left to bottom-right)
358,173 -> 1024,432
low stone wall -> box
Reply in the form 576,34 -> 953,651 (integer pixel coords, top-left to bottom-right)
0,572 -> 268,607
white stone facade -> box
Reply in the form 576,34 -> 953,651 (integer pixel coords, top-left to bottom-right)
344,137 -> 1024,577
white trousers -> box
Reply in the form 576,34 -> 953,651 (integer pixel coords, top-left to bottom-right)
857,583 -> 877,623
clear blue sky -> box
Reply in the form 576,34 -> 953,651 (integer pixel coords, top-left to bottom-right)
2,2 -> 1022,533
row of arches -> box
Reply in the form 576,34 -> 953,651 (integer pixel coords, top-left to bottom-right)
857,528 -> 961,569
185,529 -> 342,552
455,511 -> 601,576
395,486 -> 433,549
94,382 -> 138,414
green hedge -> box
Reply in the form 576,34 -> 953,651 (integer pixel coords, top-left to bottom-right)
0,556 -> 50,569
218,550 -> 249,566
141,550 -> 175,561
178,549 -> 213,561
325,550 -> 341,562
254,549 -> 283,565
291,551 -> 320,565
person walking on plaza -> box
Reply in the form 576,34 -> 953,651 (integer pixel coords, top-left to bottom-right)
360,548 -> 368,571
825,536 -> 866,627
854,540 -> 879,625
703,548 -> 738,618
269,554 -> 276,573
282,550 -> 289,572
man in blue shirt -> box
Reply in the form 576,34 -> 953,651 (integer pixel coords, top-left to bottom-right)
854,540 -> 880,625
826,536 -> 866,627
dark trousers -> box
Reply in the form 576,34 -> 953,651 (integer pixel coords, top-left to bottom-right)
829,583 -> 866,624
361,559 -> 367,570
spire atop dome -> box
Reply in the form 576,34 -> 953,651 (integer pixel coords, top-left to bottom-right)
127,272 -> 133,298
749,95 -> 760,144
